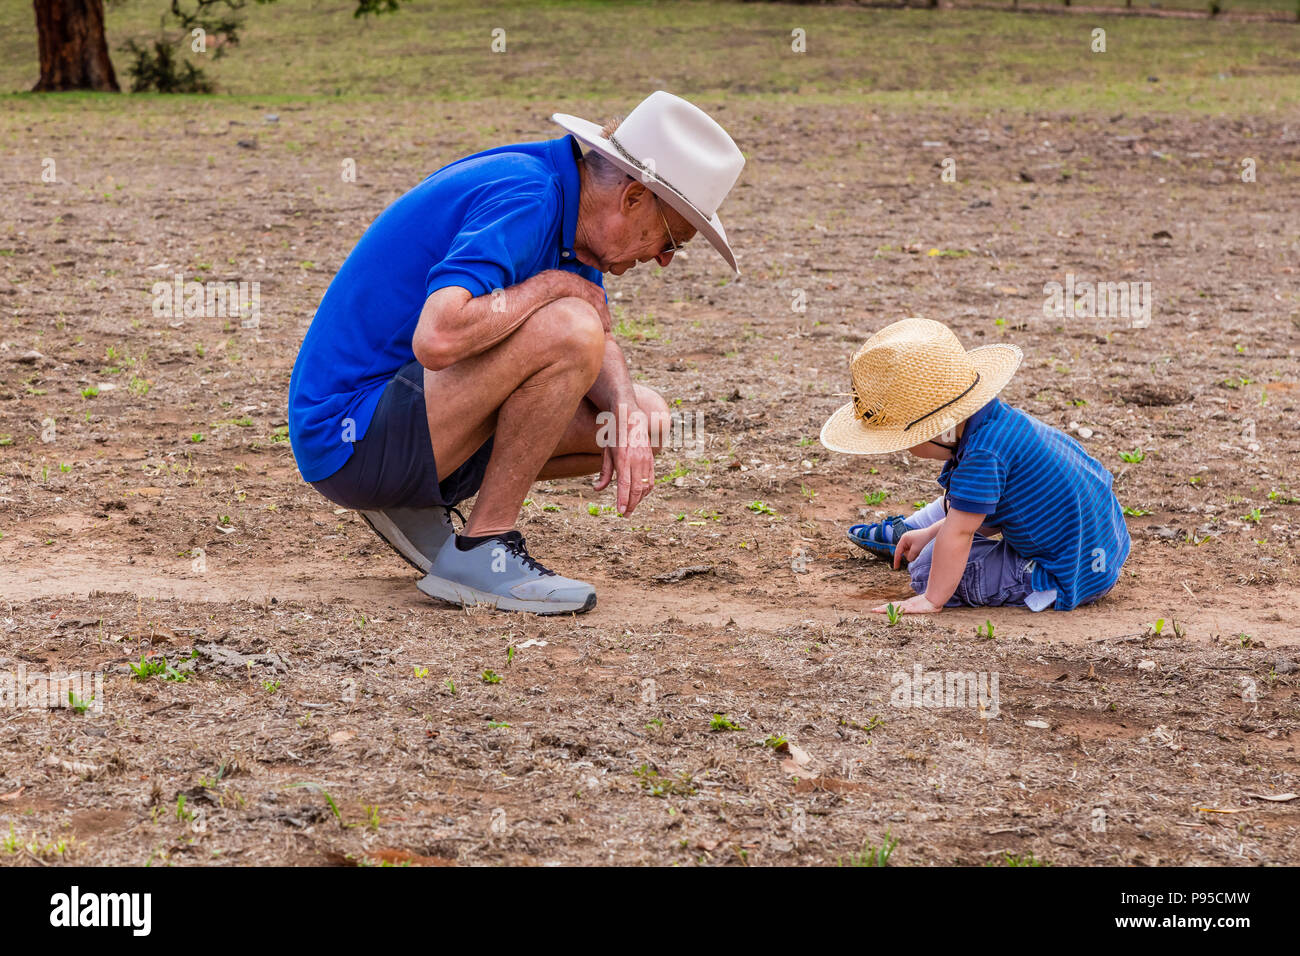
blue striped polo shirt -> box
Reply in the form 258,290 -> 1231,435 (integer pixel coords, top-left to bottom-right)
937,398 -> 1131,610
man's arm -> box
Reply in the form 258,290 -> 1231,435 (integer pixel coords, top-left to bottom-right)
412,270 -> 611,371
587,334 -> 656,516
586,334 -> 638,418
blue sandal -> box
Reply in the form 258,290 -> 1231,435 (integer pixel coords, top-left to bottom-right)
847,515 -> 911,568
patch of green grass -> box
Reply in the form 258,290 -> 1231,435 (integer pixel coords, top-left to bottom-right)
990,851 -> 1050,867
129,655 -> 167,682
841,830 -> 899,867
657,462 -> 689,484
710,713 -> 741,732
612,312 -> 660,341
747,500 -> 776,516
632,763 -> 696,798
5,2 -> 1293,114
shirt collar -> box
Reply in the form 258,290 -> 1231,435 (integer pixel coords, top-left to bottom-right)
956,397 -> 999,457
549,135 -> 582,264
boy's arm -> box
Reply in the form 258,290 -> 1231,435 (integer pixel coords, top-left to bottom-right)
918,508 -> 987,608
874,507 -> 987,615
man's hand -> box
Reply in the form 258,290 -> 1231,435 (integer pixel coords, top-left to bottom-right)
593,404 -> 655,516
872,594 -> 944,615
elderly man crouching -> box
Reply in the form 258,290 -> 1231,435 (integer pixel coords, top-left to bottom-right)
288,91 -> 744,614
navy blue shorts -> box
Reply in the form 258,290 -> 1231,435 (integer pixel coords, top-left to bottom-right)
310,360 -> 493,510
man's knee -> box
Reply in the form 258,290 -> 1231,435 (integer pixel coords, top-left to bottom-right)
529,296 -> 606,377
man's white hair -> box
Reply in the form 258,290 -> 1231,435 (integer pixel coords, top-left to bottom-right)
583,116 -> 630,188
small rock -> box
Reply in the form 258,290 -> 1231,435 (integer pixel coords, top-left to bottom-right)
1274,659 -> 1299,675
1138,660 -> 1157,671
1025,719 -> 1050,730
1077,426 -> 1094,439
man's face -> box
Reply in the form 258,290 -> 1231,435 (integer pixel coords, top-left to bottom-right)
588,180 -> 697,276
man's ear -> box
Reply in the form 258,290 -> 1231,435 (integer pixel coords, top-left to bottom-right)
620,179 -> 651,215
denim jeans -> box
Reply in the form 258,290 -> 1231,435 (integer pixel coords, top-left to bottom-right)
908,533 -> 1038,608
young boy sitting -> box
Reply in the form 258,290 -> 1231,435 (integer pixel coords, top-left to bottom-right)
819,318 -> 1130,616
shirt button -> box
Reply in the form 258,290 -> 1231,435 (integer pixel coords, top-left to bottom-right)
561,251 -> 570,258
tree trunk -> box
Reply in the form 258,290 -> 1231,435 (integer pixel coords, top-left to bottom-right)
32,0 -> 120,92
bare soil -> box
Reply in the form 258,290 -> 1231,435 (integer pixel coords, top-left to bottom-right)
1,100 -> 1298,865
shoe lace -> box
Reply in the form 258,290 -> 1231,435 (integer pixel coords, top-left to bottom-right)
448,507 -> 466,532
502,534 -> 555,576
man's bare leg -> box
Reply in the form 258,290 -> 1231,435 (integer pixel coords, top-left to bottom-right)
536,384 -> 671,480
420,296 -> 605,536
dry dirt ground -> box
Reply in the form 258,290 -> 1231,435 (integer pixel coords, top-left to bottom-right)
1,98 -> 1299,865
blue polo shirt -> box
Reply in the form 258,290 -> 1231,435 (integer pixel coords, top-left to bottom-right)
937,398 -> 1131,610
288,135 -> 604,482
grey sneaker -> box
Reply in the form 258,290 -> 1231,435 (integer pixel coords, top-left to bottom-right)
417,531 -> 596,615
358,506 -> 456,573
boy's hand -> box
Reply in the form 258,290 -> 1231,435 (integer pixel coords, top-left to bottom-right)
893,526 -> 939,569
872,594 -> 944,615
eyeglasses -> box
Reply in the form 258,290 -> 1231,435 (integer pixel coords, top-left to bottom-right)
656,200 -> 689,258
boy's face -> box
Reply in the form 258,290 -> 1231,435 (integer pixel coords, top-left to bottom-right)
908,440 -> 955,461
907,424 -> 961,461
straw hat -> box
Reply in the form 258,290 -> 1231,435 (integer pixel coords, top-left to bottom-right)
820,318 -> 1022,455
552,91 -> 745,274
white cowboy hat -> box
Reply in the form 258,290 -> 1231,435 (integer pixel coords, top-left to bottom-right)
552,91 -> 745,275
820,318 -> 1023,455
